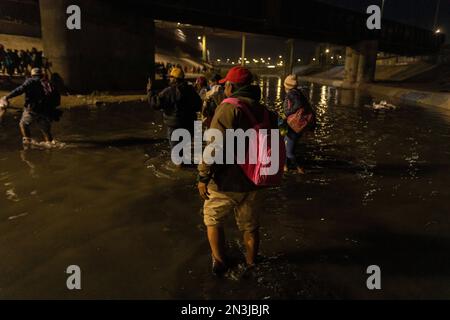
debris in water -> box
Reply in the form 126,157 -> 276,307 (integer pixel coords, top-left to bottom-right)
8,212 -> 28,220
365,100 -> 397,110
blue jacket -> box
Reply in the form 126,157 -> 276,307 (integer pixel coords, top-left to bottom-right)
6,76 -> 47,113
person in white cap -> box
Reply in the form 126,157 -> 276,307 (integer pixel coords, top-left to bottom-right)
282,74 -> 315,173
0,68 -> 61,147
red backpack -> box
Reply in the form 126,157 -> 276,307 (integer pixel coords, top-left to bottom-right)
223,98 -> 286,187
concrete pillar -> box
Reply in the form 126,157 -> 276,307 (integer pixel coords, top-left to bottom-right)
356,40 -> 378,85
39,0 -> 155,93
343,40 -> 378,88
343,46 -> 360,88
241,34 -> 246,67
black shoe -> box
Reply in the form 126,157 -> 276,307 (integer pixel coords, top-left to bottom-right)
212,257 -> 227,276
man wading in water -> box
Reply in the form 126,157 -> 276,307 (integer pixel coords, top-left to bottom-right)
147,67 -> 202,164
197,67 -> 280,275
0,68 -> 62,147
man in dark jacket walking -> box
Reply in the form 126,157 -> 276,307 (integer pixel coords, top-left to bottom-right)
147,67 -> 201,155
1,68 -> 61,146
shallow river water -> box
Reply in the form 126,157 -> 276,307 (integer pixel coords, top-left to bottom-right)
1,78 -> 450,299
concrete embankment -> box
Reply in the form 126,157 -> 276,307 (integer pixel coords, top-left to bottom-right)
0,90 -> 149,109
299,75 -> 450,110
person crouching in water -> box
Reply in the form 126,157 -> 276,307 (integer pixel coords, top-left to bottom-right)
147,67 -> 202,161
0,68 -> 62,147
281,75 -> 314,174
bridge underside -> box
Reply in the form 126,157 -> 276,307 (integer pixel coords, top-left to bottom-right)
38,0 -> 445,92
134,0 -> 444,56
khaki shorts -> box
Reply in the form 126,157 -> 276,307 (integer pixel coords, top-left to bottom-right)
203,186 -> 258,232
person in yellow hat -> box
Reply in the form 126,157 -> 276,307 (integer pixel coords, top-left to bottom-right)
169,67 -> 185,81
147,66 -> 201,157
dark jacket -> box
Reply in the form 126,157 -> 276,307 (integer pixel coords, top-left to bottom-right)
6,76 -> 48,114
149,81 -> 201,128
283,87 -> 315,138
283,87 -> 312,117
198,85 -> 278,193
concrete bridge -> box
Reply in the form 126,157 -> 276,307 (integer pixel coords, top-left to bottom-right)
35,0 -> 446,91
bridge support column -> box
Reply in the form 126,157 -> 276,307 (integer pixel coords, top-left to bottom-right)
39,0 -> 155,93
343,46 -> 359,88
356,40 -> 378,85
343,40 -> 378,88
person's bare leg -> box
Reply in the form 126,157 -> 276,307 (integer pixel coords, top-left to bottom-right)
20,123 -> 31,140
243,229 -> 260,266
40,128 -> 53,143
207,226 -> 226,264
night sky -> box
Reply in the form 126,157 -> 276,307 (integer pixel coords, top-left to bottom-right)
206,0 -> 449,61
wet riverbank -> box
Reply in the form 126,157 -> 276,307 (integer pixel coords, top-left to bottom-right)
1,80 -> 450,299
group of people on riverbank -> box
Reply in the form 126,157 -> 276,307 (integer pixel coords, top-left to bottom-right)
155,61 -> 207,81
148,66 -> 316,275
0,45 -> 47,78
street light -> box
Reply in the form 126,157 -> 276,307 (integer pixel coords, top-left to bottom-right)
433,0 -> 441,31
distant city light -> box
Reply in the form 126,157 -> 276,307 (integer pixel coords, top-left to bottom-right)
297,58 -> 301,62
197,36 -> 202,40
268,57 -> 271,61
325,49 -> 330,53
313,58 -> 316,61
216,59 -> 221,62
435,28 -> 441,34
267,65 -> 276,69
278,55 -> 282,59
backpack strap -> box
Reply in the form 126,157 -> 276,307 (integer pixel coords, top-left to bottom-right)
222,97 -> 268,127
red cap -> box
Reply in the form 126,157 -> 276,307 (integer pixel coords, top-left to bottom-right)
219,66 -> 253,85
